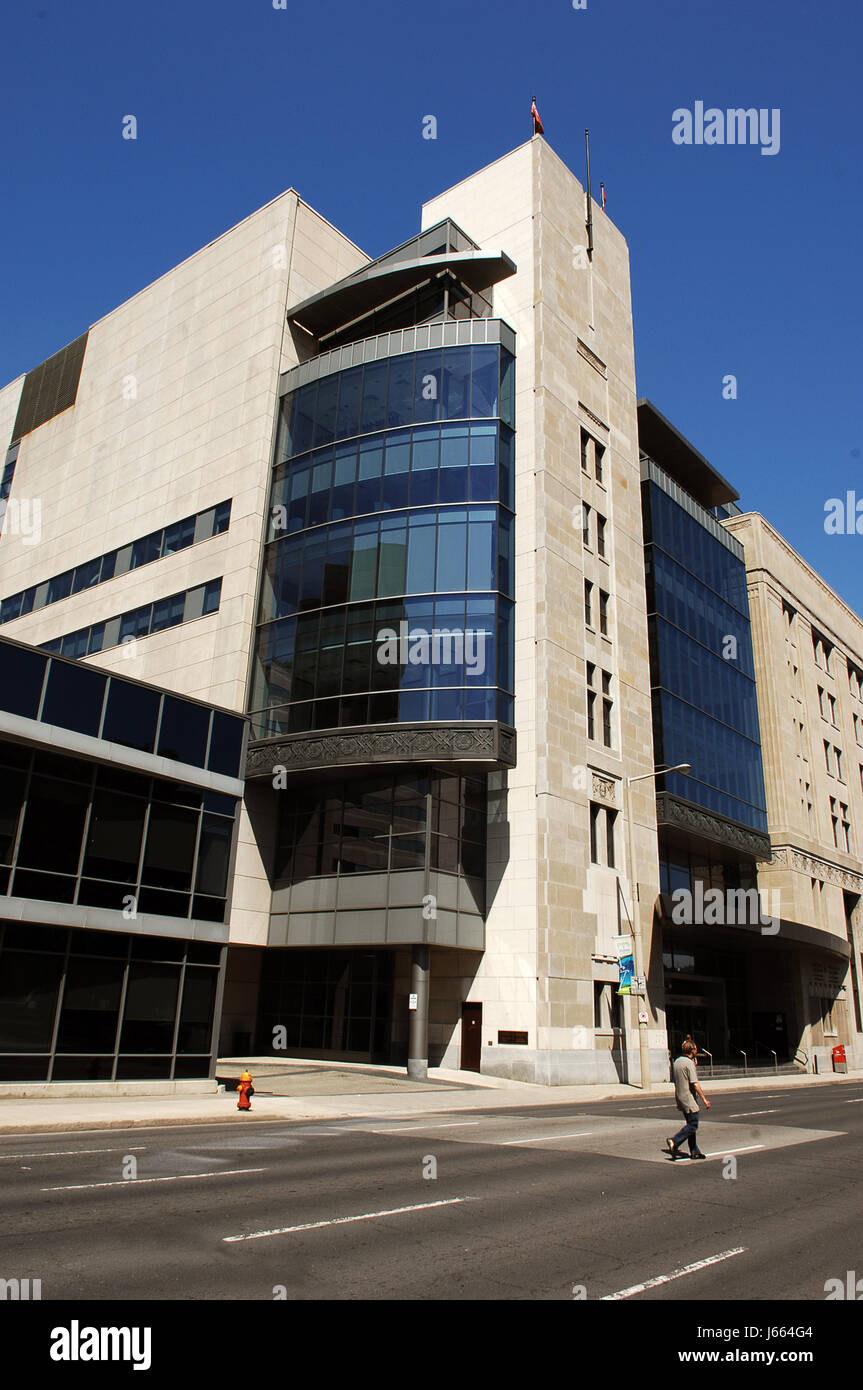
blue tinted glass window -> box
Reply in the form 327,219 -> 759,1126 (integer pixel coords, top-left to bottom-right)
469,425 -> 498,500
163,516 -> 196,554
413,350 -> 443,424
409,426 -> 439,506
289,383 -> 317,456
322,523 -> 352,607
317,609 -> 346,697
335,366 -> 362,440
470,346 -> 499,417
61,630 -> 89,659
344,606 -> 373,694
213,500 -> 231,534
100,551 -> 117,582
72,558 -> 101,595
464,687 -> 496,720
48,570 -> 74,604
202,579 -> 220,614
308,449 -> 333,527
288,457 -> 311,531
20,588 -> 36,616
356,437 -> 383,513
378,515 -> 406,596
151,591 -> 185,632
386,354 -> 414,428
361,360 -> 388,433
437,511 -> 467,591
87,623 -> 105,654
406,511 -> 437,592
500,349 -> 515,427
400,689 -> 430,721
350,519 -> 379,602
131,532 -> 162,569
299,533 -> 326,610
442,347 -> 471,419
313,375 -> 339,447
439,424 -> 469,502
0,593 -> 23,623
467,509 -> 496,590
498,512 -> 513,595
431,688 -> 464,720
120,606 -> 151,642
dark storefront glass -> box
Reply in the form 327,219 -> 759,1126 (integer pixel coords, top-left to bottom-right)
0,740 -> 239,925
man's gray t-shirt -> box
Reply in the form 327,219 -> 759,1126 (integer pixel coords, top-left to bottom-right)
673,1055 -> 699,1114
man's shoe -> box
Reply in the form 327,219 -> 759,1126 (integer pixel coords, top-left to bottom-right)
691,1151 -> 707,1159
665,1139 -> 680,1160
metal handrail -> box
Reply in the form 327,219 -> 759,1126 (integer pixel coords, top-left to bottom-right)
754,1042 -> 778,1070
737,1048 -> 748,1075
696,1047 -> 714,1078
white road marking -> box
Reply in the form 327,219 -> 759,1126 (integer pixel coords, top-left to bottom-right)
222,1197 -> 471,1242
372,1121 -> 483,1132
42,1166 -> 265,1191
727,1109 -> 778,1117
844,1099 -> 863,1103
502,1131 -> 594,1145
602,1247 -> 747,1299
705,1145 -> 764,1157
0,1146 -> 147,1160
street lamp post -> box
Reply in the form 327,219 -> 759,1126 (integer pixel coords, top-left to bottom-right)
623,762 -> 691,1091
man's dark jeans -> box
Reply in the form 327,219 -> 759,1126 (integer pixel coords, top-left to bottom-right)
671,1109 -> 701,1155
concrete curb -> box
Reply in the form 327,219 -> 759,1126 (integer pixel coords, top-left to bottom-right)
0,1068 -> 859,1136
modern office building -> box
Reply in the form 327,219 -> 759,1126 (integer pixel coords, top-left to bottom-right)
0,634 -> 245,1082
723,513 -> 863,1070
0,136 -> 859,1085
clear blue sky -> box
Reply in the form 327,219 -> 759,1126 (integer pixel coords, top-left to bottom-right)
2,0 -> 861,610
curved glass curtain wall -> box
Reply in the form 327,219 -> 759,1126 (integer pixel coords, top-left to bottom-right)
250,343 -> 515,738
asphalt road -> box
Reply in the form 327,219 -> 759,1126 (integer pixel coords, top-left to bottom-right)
3,1078 -> 862,1302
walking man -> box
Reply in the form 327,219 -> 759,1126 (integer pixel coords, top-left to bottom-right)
665,1040 -> 710,1159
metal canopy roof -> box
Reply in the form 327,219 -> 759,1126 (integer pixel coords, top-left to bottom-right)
288,249 -> 517,339
637,398 -> 739,509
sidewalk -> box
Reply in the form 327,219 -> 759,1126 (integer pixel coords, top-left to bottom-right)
0,1059 -> 859,1134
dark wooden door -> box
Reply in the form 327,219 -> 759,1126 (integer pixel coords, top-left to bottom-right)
461,1002 -> 482,1072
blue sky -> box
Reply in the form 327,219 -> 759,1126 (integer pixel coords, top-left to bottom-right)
2,0 -> 861,609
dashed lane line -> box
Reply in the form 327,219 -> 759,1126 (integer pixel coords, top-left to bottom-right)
601,1247 -> 747,1299
42,1166 -> 266,1191
222,1197 -> 473,1242
0,1146 -> 147,1160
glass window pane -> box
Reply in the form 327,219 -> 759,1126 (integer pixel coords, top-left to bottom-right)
102,678 -> 161,753
466,510 -> 496,590
335,366 -> 363,441
195,813 -> 232,897
441,347 -> 471,419
0,643 -> 46,718
313,374 -> 339,447
436,510 -> 467,590
386,354 -> 415,428
71,557 -> 102,594
41,660 -> 106,737
207,711 -> 244,778
288,383 -> 317,456
120,962 -> 181,1053
82,789 -> 146,881
360,361 -> 388,433
413,350 -> 443,424
163,515 -> 196,554
0,951 -> 63,1051
157,695 -> 210,766
17,775 -> 90,873
56,956 -> 124,1053
406,511 -> 437,592
141,803 -> 199,891
470,345 -> 499,417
